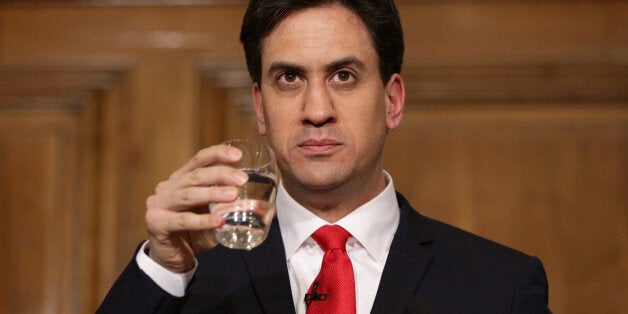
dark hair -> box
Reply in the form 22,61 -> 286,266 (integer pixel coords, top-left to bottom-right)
239,0 -> 404,86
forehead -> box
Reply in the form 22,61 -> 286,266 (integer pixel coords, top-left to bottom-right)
260,4 -> 376,70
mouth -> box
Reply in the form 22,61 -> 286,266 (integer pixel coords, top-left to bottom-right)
297,139 -> 342,154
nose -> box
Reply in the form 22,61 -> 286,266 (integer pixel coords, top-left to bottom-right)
301,80 -> 336,127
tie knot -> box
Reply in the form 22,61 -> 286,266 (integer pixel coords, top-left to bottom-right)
312,225 -> 351,251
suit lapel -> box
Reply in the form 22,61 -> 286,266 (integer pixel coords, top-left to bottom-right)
242,218 -> 296,313
240,193 -> 432,313
371,193 -> 434,313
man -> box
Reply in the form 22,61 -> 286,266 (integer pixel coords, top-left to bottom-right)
98,0 -> 551,313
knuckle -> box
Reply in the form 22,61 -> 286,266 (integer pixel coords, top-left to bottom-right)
146,194 -> 159,209
188,168 -> 203,186
175,189 -> 191,203
145,208 -> 160,229
154,181 -> 168,193
175,214 -> 192,229
192,147 -> 212,163
189,153 -> 203,165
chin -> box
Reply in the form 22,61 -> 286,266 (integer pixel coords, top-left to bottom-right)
299,170 -> 351,192
281,167 -> 341,190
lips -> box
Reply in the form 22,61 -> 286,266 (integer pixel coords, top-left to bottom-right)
297,138 -> 342,154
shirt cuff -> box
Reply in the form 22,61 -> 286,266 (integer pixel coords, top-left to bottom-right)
135,241 -> 197,297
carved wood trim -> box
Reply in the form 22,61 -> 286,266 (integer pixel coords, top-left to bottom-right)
403,63 -> 628,105
0,67 -> 130,312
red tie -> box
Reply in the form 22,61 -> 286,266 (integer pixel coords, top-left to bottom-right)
305,225 -> 356,314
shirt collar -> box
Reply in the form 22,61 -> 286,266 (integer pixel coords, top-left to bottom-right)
277,171 -> 400,266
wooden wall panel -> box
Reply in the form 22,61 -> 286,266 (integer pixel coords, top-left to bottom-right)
1,2 -> 627,313
399,2 -> 628,64
0,106 -> 90,313
200,67 -> 262,145
0,5 -> 246,65
0,69 -> 129,313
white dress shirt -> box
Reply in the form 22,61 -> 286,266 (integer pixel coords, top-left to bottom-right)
137,171 -> 400,314
278,171 -> 400,313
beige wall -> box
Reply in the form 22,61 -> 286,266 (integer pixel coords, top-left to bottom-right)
1,1 -> 626,313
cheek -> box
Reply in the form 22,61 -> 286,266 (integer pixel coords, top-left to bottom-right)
262,106 -> 295,157
264,107 -> 293,136
341,109 -> 387,158
347,97 -> 387,131
351,100 -> 388,145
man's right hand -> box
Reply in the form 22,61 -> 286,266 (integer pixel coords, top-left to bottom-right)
144,144 -> 249,273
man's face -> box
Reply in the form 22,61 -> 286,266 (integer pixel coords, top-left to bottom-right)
253,4 -> 404,199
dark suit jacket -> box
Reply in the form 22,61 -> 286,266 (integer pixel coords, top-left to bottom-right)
98,193 -> 550,313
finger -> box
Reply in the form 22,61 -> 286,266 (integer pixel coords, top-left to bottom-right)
148,186 -> 240,212
170,145 -> 242,180
147,209 -> 225,235
155,165 -> 248,193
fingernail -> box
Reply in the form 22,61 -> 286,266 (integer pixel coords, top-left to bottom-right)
225,187 -> 238,198
211,215 -> 224,226
228,147 -> 242,159
234,171 -> 249,184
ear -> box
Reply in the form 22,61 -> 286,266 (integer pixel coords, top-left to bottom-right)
252,83 -> 267,136
384,73 -> 405,130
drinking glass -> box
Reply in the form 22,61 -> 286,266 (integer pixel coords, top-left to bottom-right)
210,139 -> 277,250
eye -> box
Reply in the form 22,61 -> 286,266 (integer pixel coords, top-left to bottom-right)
336,71 -> 352,81
330,70 -> 357,88
275,71 -> 304,90
282,72 -> 298,83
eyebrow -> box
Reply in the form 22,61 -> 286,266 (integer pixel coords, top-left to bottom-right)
327,56 -> 366,72
267,61 -> 305,77
266,56 -> 366,77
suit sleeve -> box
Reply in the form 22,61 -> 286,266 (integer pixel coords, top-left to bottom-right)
96,244 -> 188,314
511,256 -> 552,314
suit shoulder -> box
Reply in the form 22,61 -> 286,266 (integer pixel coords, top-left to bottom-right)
421,214 -> 530,265
394,193 -> 550,312
397,192 -> 531,267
